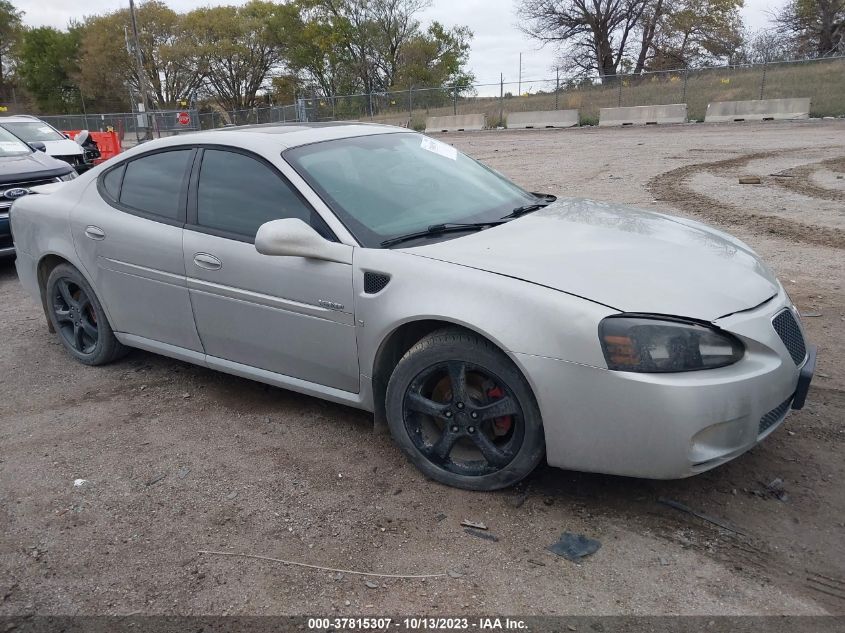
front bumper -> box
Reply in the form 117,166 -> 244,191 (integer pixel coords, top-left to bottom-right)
0,210 -> 13,257
791,344 -> 816,410
513,291 -> 814,479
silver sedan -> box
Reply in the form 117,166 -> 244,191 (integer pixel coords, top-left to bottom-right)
11,123 -> 816,490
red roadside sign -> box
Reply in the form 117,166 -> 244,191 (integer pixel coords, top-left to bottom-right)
177,111 -> 190,126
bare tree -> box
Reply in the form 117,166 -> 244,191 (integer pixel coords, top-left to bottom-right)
518,0 -> 743,79
738,28 -> 794,63
516,0 -> 651,81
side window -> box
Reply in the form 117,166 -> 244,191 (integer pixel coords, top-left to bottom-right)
119,149 -> 193,220
101,164 -> 124,200
196,149 -> 313,237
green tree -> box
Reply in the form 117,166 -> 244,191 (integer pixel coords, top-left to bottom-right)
648,0 -> 744,69
16,26 -> 82,112
392,22 -> 473,89
184,1 -> 286,112
268,0 -> 359,98
776,0 -> 844,57
271,0 -> 473,97
78,1 -> 203,110
0,0 -> 23,88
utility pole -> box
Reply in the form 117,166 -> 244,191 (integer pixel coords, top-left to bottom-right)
555,67 -> 559,110
499,73 -> 504,127
518,53 -> 522,97
128,0 -> 152,140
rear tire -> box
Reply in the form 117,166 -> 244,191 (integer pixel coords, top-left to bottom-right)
385,328 -> 545,491
45,263 -> 127,366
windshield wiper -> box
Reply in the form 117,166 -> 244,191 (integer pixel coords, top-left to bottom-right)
380,221 -> 506,248
501,195 -> 556,220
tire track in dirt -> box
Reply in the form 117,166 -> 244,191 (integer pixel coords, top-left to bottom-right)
770,156 -> 845,202
646,149 -> 845,249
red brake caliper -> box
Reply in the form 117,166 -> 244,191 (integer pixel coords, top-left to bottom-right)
486,386 -> 512,436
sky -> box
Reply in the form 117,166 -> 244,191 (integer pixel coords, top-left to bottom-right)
18,0 -> 784,87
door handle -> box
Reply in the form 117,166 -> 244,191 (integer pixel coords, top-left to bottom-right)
193,252 -> 222,270
84,225 -> 106,240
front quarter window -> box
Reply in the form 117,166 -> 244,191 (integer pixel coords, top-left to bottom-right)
285,133 -> 536,247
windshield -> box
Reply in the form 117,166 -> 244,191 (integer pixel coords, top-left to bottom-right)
1,121 -> 65,142
0,126 -> 34,157
285,132 -> 536,247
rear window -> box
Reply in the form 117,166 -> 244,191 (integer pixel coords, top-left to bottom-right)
119,150 -> 192,220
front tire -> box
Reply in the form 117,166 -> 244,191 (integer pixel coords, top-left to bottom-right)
45,263 -> 127,366
385,328 -> 545,490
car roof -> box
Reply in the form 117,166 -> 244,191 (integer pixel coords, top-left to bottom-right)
0,115 -> 49,123
144,121 -> 409,152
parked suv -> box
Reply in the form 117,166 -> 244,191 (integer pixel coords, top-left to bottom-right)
0,115 -> 91,172
0,126 -> 76,257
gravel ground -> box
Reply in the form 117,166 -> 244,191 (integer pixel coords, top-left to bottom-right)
1,120 -> 843,617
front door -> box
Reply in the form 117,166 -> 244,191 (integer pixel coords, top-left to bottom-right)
71,147 -> 203,352
183,147 -> 359,392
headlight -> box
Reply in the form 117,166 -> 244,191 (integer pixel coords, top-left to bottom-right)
599,315 -> 744,373
59,171 -> 77,181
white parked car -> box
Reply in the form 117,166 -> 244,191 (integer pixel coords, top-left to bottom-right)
11,122 -> 816,490
0,115 -> 89,171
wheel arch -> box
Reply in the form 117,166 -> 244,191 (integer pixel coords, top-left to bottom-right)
369,317 -> 537,431
36,252 -> 108,333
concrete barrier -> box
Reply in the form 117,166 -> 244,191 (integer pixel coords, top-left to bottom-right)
599,104 -> 687,126
425,114 -> 486,133
375,117 -> 410,128
507,110 -> 579,129
704,98 -> 811,122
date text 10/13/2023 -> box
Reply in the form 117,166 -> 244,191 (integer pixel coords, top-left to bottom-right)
307,617 -> 529,630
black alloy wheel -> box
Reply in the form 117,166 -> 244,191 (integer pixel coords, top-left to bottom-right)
45,263 -> 127,366
52,277 -> 99,354
403,360 -> 524,477
386,328 -> 545,490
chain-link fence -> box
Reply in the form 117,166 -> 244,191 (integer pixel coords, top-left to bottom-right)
37,56 -> 845,142
40,109 -> 202,147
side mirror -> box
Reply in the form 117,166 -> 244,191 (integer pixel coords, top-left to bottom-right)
30,141 -> 46,152
255,218 -> 351,264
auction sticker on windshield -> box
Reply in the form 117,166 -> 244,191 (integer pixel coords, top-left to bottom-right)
420,136 -> 457,160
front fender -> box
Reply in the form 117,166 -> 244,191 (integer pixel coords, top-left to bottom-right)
353,247 -> 616,379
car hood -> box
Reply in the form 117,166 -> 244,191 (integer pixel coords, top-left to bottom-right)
0,151 -> 73,182
43,139 -> 83,156
405,198 -> 779,322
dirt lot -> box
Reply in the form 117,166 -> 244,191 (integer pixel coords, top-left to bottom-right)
1,121 -> 843,617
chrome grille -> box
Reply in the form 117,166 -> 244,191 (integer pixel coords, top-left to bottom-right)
0,177 -> 60,209
772,309 -> 806,365
759,397 -> 792,436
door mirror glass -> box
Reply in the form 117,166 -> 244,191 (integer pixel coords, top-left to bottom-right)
30,141 -> 47,152
255,218 -> 351,263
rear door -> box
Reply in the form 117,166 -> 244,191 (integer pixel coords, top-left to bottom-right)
71,147 -> 203,352
182,146 -> 359,392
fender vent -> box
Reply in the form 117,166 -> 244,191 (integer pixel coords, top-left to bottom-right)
364,272 -> 391,294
